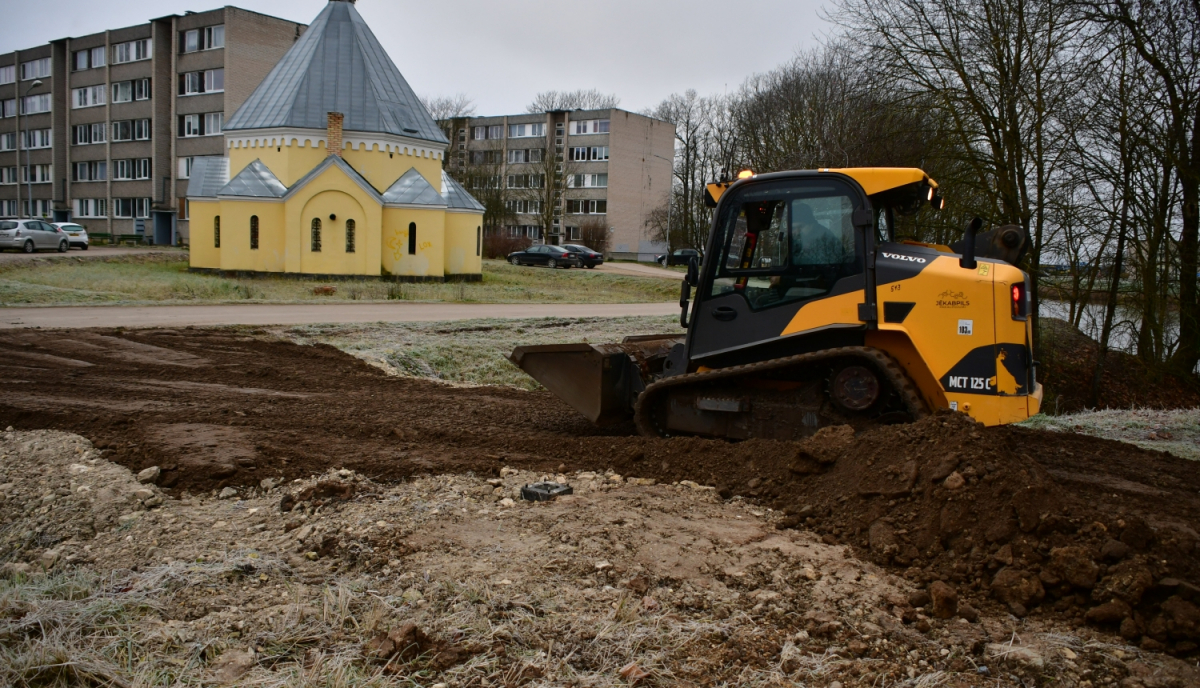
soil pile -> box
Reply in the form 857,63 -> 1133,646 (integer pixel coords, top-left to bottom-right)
2,327 -> 1199,657
1038,317 -> 1200,413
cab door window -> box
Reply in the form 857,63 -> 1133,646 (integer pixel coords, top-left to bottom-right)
709,180 -> 863,310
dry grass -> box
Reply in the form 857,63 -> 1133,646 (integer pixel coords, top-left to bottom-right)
0,255 -> 676,307
1020,407 -> 1200,461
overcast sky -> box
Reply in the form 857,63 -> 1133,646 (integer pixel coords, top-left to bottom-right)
0,0 -> 832,115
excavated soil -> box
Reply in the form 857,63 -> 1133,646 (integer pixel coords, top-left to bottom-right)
2,327 -> 1199,660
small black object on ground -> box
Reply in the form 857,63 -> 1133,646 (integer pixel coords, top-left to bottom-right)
521,482 -> 573,501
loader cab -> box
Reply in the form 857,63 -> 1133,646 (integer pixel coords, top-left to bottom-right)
689,171 -> 878,367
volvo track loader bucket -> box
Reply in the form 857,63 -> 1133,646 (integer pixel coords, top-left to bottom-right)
508,336 -> 680,425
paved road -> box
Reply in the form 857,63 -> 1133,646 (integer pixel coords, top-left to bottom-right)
0,246 -> 183,264
0,301 -> 680,329
592,262 -> 683,280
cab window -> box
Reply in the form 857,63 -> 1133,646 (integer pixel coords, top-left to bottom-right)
709,180 -> 863,310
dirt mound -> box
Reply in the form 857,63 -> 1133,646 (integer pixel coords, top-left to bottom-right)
1039,317 -> 1200,413
3,327 -> 1200,656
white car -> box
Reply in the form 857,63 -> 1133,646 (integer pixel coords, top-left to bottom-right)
53,223 -> 89,250
0,219 -> 68,253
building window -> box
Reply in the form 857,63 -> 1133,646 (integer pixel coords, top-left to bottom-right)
179,69 -> 224,95
250,215 -> 259,250
178,198 -> 189,220
113,198 -> 151,218
22,129 -> 51,149
476,226 -> 481,256
72,47 -> 106,71
113,157 -> 134,180
0,167 -> 17,184
21,164 -> 52,184
507,174 -> 545,189
344,219 -> 355,253
2,99 -> 15,118
134,119 -> 151,140
73,161 -> 107,182
74,198 -> 107,217
568,173 -> 608,188
113,39 -> 152,64
178,113 -> 222,137
311,218 -> 321,252
567,199 -> 608,214
20,58 -> 51,81
572,119 -> 610,135
408,222 -> 416,255
214,216 -> 221,248
0,65 -> 13,85
571,146 -> 609,161
488,125 -> 502,139
506,199 -> 542,214
178,157 -> 194,179
23,200 -> 52,218
0,133 -> 13,151
182,25 -> 224,53
72,123 -> 107,145
508,123 -> 545,138
72,85 -> 107,109
21,94 -> 51,115
113,78 -> 152,101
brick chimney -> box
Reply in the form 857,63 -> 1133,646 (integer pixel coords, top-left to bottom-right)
326,112 -> 344,158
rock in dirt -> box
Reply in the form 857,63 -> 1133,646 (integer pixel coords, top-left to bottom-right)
218,487 -> 238,500
1046,546 -> 1100,589
930,581 -> 959,618
1086,599 -> 1132,625
943,471 -> 965,490
213,650 -> 256,684
991,568 -> 1045,610
136,466 -> 160,484
280,480 -> 356,512
985,643 -> 1044,670
364,623 -> 475,671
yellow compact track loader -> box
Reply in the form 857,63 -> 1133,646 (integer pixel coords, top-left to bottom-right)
510,168 -> 1042,440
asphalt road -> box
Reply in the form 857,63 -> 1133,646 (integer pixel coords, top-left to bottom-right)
0,246 -> 182,264
0,301 -> 680,329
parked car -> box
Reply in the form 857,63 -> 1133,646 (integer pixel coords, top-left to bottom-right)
53,222 -> 89,250
561,244 -> 604,268
0,219 -> 68,253
656,248 -> 702,266
507,244 -> 580,269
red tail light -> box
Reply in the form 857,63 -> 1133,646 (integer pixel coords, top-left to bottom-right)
1011,282 -> 1027,319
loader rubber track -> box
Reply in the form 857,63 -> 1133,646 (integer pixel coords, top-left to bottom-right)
633,346 -> 929,439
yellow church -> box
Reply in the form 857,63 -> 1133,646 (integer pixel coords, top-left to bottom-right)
187,0 -> 484,280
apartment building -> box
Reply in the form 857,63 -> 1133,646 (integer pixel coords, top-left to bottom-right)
443,108 -> 674,260
0,6 -> 304,244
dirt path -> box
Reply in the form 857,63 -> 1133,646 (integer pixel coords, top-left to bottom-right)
2,327 -> 1199,667
593,262 -> 683,279
0,301 -> 678,329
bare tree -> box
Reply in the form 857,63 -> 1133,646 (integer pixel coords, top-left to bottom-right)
420,94 -> 477,120
578,217 -> 610,253
527,89 -> 620,113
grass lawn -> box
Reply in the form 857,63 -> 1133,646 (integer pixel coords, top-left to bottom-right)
0,254 -> 677,306
272,315 -> 683,390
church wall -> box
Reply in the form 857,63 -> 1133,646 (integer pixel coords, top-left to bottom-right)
229,139 -> 327,187
286,167 -> 383,276
213,201 -> 287,272
188,200 -> 221,269
444,211 -> 484,276
381,208 -> 445,278
343,145 -> 445,193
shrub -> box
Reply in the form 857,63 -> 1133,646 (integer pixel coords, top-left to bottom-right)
483,233 -> 532,259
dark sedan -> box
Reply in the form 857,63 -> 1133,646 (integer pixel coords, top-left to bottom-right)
507,244 -> 580,269
562,244 -> 604,268
656,248 -> 702,266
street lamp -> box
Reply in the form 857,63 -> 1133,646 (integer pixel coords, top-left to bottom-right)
20,79 -> 43,218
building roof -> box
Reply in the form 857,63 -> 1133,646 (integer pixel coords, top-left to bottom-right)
382,168 -> 445,206
223,0 -> 447,146
186,157 -> 231,198
283,155 -> 384,203
441,171 -> 485,211
218,160 -> 288,198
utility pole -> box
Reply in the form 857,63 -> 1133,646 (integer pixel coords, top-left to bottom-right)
21,79 -> 43,217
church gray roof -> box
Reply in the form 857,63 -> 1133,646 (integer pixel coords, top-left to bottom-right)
218,160 -> 288,198
223,0 -> 448,146
382,167 -> 445,206
441,171 -> 486,211
185,157 -> 230,198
